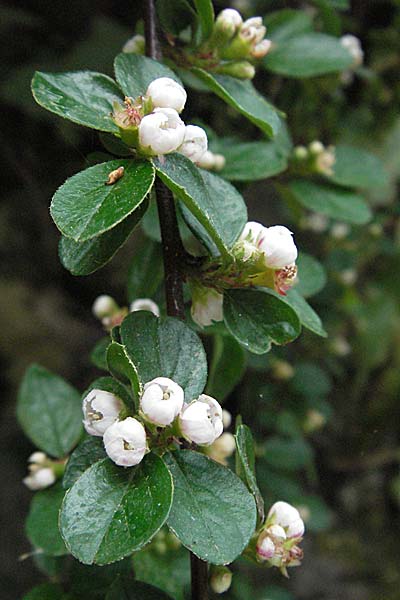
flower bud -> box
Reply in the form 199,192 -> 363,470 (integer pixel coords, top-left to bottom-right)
180,394 -> 223,446
257,226 -> 298,269
294,145 -> 308,160
23,467 -> 56,491
214,9 -> 243,45
309,140 -> 324,155
140,377 -> 184,426
300,212 -> 329,233
28,451 -> 47,465
216,60 -> 255,79
315,147 -> 336,176
191,286 -> 224,328
138,108 -> 185,156
92,295 -> 119,320
82,389 -> 123,437
196,150 -> 226,171
222,409 -> 232,429
330,222 -> 349,239
146,77 -> 187,113
340,34 -> 364,68
256,534 -> 275,560
241,17 -> 266,44
206,432 -> 236,465
271,359 -> 295,381
251,39 -> 272,59
213,153 -> 226,171
210,566 -> 233,594
130,298 -> 160,317
123,34 -> 145,54
178,125 -> 208,163
267,501 -> 305,539
103,417 -> 147,467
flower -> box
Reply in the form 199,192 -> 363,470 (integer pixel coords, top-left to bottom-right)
196,150 -> 226,171
268,501 -> 305,539
241,16 -> 266,46
214,8 -> 243,41
92,295 -> 118,319
122,34 -> 145,54
140,377 -> 184,426
178,125 -> 208,163
340,34 -> 364,68
130,298 -> 160,317
138,108 -> 185,155
103,417 -> 147,467
256,534 -> 276,560
23,467 -> 56,491
146,77 -> 187,113
257,226 -> 298,269
180,394 -> 223,446
210,566 -> 233,594
191,287 -> 224,328
205,432 -> 236,465
82,389 -> 123,437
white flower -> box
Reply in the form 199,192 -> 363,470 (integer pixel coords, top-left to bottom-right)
82,389 -> 123,437
191,288 -> 224,328
130,298 -> 160,317
139,108 -> 185,155
103,417 -> 147,467
268,501 -> 305,539
340,34 -> 364,67
180,394 -> 223,446
146,77 -> 187,113
257,225 -> 298,269
122,34 -> 145,54
92,295 -> 118,319
23,467 -> 56,491
206,432 -> 236,464
256,534 -> 275,560
240,220 -> 265,244
178,125 -> 208,163
241,16 -> 266,44
140,377 -> 184,426
252,39 -> 272,59
215,8 -> 243,31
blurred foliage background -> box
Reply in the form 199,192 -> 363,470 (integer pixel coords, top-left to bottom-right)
1,0 -> 400,599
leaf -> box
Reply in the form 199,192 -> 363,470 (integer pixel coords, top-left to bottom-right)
154,153 -> 247,256
164,450 -> 257,565
211,139 -> 288,182
288,179 -> 372,224
235,424 -> 265,523
63,436 -> 106,490
194,0 -> 214,42
263,436 -> 314,471
267,10 -> 313,43
114,54 -> 182,99
156,0 -> 196,36
60,454 -> 173,565
281,289 -> 327,337
17,364 -> 82,458
59,200 -> 148,275
120,311 -> 207,402
127,239 -> 164,302
106,341 -> 141,400
295,252 -> 327,298
26,483 -> 67,556
31,71 -> 123,132
134,546 -> 190,600
106,576 -> 174,600
206,335 -> 247,401
69,558 -> 132,597
22,584 -> 65,600
51,159 -> 155,242
331,145 -> 388,189
223,289 -> 301,354
90,337 -> 110,370
264,33 -> 354,78
191,68 -> 282,138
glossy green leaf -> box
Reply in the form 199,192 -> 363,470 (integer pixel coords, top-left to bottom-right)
211,139 -> 288,182
154,153 -> 247,256
90,337 -> 110,370
267,10 -> 313,43
114,54 -> 182,99
120,311 -> 207,402
235,424 -> 265,523
165,450 -> 256,564
32,71 -> 122,132
296,252 -> 327,298
331,145 -> 388,189
264,33 -> 353,77
134,546 -> 190,600
223,289 -> 301,354
127,239 -> 164,302
106,576 -> 173,600
17,364 -> 82,458
288,179 -> 372,224
106,341 -> 141,400
59,200 -> 148,275
206,334 -> 247,401
22,584 -> 65,600
191,68 -> 282,137
51,159 -> 155,242
282,289 -> 327,337
194,0 -> 214,41
60,454 -> 173,565
63,436 -> 106,490
26,483 -> 67,556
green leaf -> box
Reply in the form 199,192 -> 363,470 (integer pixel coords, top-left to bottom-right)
22,584 -> 65,600
223,289 -> 301,354
288,179 -> 372,224
90,337 -> 110,370
51,159 -> 155,242
127,240 -> 164,302
194,0 -> 214,42
63,436 -> 106,490
69,558 -> 132,597
120,311 -> 207,402
263,436 -> 313,471
26,483 -> 67,556
191,68 -> 282,138
17,364 -> 82,458
264,33 -> 354,78
59,200 -> 148,275
165,450 -> 257,565
266,10 -> 313,44
31,71 -> 123,132
331,145 -> 388,189
282,289 -> 327,337
134,546 -> 190,600
296,252 -> 327,298
60,454 -> 173,565
235,424 -> 265,523
156,0 -> 196,36
206,335 -> 247,401
211,139 -> 288,182
106,576 -> 173,600
114,54 -> 182,99
106,341 -> 141,400
154,153 -> 247,256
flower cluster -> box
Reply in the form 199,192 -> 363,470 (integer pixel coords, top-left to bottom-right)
23,452 -> 65,491
292,140 -> 336,177
92,295 -> 160,330
82,378 -> 224,467
256,501 -> 305,576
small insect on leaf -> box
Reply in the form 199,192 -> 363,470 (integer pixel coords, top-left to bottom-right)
105,166 -> 125,185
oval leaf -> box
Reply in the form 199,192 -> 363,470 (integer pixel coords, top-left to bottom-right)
114,54 -> 182,99
106,576 -> 173,600
127,239 -> 164,302
331,145 -> 388,189
63,436 -> 106,490
296,252 -> 327,298
206,335 -> 247,401
60,454 -> 173,565
281,289 -> 327,337
106,342 -> 141,402
90,337 -> 110,370
235,424 -> 265,523
26,483 -> 67,556
213,140 -> 288,182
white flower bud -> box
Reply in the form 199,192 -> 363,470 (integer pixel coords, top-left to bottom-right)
252,39 -> 272,59
256,534 -> 275,560
140,377 -> 184,426
309,140 -> 324,155
268,501 -> 305,539
331,335 -> 351,357
315,147 -> 336,176
294,145 -> 308,160
92,295 -> 118,319
130,298 -> 160,317
257,226 -> 298,269
146,77 -> 187,113
210,566 -> 233,594
268,524 -> 287,540
330,222 -> 349,239
340,34 -> 364,67
216,8 -> 243,31
241,17 -> 266,44
196,150 -> 226,171
213,153 -> 226,171
122,34 -> 145,54
206,432 -> 236,464
103,417 -> 147,467
222,409 -> 232,429
23,467 -> 56,491
28,451 -> 47,464
82,389 -> 123,437
139,108 -> 185,156
191,287 -> 223,328
340,268 -> 357,286
240,220 -> 265,244
180,394 -> 223,446
300,212 -> 329,233
178,125 -> 208,163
